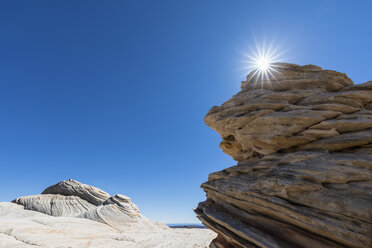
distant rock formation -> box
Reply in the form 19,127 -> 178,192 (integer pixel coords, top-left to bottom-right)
195,63 -> 372,248
13,179 -> 162,232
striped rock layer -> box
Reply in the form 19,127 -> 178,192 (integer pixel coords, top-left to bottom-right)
13,179 -> 163,232
195,63 -> 372,248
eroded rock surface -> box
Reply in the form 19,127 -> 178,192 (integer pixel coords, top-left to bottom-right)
0,202 -> 216,248
13,194 -> 94,217
41,179 -> 110,205
3,179 -> 217,247
13,179 -> 162,232
196,63 -> 372,248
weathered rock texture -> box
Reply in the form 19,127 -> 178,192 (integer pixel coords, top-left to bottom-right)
13,179 -> 161,232
1,179 -> 217,247
195,63 -> 372,248
0,202 -> 216,248
42,179 -> 111,205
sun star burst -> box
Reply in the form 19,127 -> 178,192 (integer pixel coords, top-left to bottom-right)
240,39 -> 288,89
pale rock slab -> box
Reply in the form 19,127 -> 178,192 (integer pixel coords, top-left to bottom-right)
0,202 -> 216,248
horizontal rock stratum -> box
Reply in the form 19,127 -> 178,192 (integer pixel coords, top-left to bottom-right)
1,179 -> 216,247
195,63 -> 372,248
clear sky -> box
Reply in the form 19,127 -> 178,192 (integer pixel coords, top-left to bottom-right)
0,1 -> 371,223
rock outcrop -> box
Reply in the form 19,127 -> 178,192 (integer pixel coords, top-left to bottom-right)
195,63 -> 372,248
0,202 -> 216,248
13,179 -> 161,232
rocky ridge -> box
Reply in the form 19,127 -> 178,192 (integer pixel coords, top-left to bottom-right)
195,63 -> 372,248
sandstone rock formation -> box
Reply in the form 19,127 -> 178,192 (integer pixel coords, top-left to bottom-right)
13,179 -> 161,231
42,179 -> 111,205
195,63 -> 372,248
3,179 -> 216,247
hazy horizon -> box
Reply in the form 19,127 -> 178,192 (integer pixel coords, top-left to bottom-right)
1,0 -> 371,223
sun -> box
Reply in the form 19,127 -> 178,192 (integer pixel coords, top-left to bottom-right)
256,57 -> 271,72
240,39 -> 288,88
250,53 -> 276,81
244,44 -> 280,80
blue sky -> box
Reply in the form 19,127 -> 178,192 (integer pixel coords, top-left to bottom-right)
0,1 -> 371,223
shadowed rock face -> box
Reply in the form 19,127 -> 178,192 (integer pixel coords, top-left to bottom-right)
14,179 -> 163,232
195,63 -> 372,248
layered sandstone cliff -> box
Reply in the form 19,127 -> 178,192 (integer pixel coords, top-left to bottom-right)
195,63 -> 372,248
